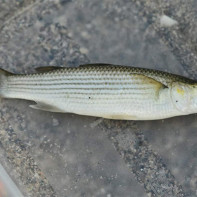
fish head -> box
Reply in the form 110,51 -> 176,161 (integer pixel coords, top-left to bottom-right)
170,82 -> 197,114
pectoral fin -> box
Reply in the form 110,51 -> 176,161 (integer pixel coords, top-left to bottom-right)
133,74 -> 167,88
29,102 -> 64,113
126,73 -> 168,102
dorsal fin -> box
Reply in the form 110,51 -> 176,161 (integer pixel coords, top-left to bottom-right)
79,63 -> 114,68
35,66 -> 64,73
0,68 -> 13,76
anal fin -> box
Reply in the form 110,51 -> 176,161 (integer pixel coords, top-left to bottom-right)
102,114 -> 137,120
29,102 -> 64,113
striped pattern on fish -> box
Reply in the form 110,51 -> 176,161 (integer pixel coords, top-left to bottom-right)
0,64 -> 197,120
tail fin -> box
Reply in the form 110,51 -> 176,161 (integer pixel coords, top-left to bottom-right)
0,68 -> 13,97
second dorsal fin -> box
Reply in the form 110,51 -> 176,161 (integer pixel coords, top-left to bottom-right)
79,63 -> 114,68
35,66 -> 64,73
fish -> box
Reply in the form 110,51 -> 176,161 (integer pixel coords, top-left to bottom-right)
0,63 -> 197,120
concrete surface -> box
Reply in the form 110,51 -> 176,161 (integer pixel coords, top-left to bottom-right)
0,0 -> 197,196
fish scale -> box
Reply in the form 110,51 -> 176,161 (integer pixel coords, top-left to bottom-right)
1,64 -> 197,120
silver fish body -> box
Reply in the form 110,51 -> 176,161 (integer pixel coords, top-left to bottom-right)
1,64 -> 197,120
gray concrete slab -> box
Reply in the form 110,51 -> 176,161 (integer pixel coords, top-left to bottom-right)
0,0 -> 197,196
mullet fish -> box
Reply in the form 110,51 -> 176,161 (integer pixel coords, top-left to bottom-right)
0,64 -> 197,120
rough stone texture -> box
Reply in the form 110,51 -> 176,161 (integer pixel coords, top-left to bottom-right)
0,0 -> 197,197
138,116 -> 197,197
61,0 -> 183,75
100,120 -> 185,197
0,0 -> 36,30
0,129 -> 56,197
132,0 -> 197,79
